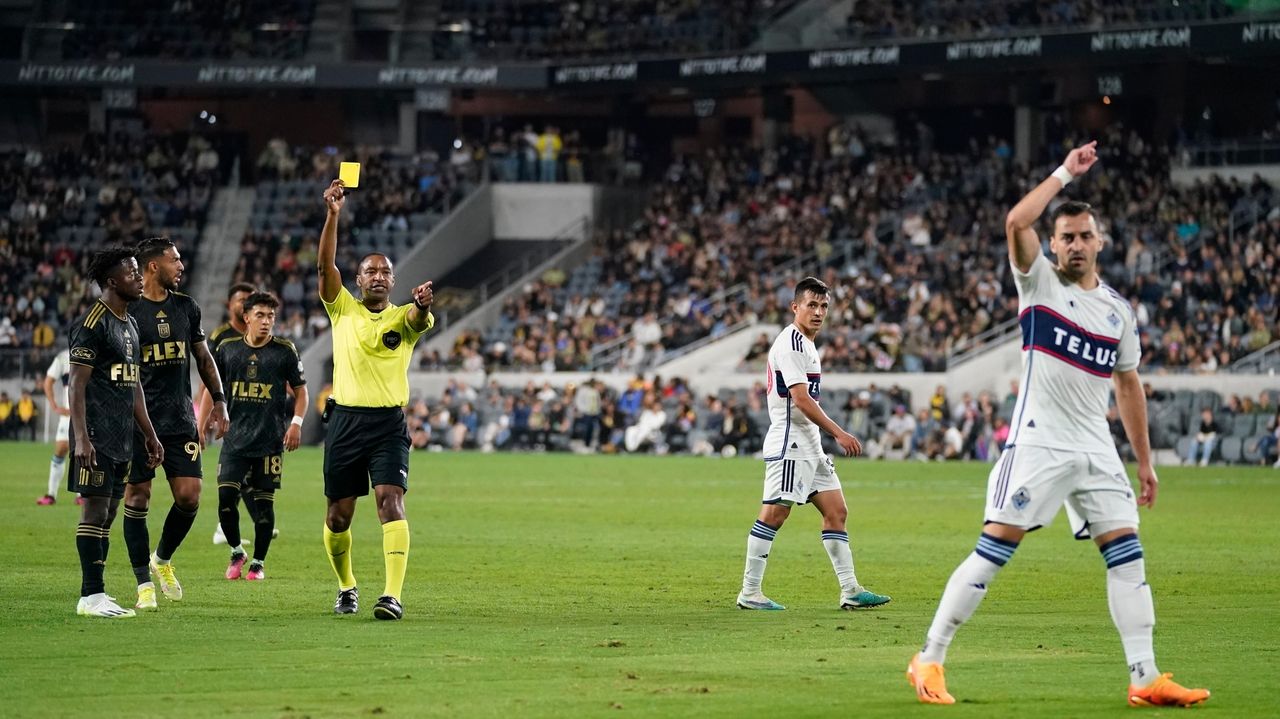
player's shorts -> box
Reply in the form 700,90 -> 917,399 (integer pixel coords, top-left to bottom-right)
323,405 -> 410,499
68,454 -> 130,499
985,444 -> 1139,532
218,453 -> 283,492
128,432 -> 204,483
762,455 -> 841,505
56,416 -> 70,443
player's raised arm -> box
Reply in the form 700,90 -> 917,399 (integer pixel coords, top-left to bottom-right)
318,179 -> 346,303
407,280 -> 435,333
1005,140 -> 1099,273
787,384 -> 862,457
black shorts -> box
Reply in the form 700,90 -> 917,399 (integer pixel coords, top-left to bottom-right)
129,432 -> 204,483
218,453 -> 283,492
323,405 -> 409,499
69,455 -> 130,499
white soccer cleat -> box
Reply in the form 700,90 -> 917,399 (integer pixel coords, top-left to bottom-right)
212,523 -> 226,545
77,593 -> 136,618
736,592 -> 786,610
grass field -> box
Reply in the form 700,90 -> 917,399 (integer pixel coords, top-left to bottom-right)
2,440 -> 1276,718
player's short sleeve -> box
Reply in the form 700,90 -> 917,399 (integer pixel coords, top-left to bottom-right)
68,321 -> 104,368
284,342 -> 306,387
772,339 -> 810,391
395,304 -> 433,345
322,285 -> 355,319
187,297 -> 206,343
1114,304 -> 1140,373
46,351 -> 67,379
1010,252 -> 1056,302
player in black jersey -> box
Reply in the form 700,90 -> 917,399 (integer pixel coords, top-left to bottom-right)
198,282 -> 266,545
69,247 -> 164,618
213,291 -> 307,580
121,237 -> 230,609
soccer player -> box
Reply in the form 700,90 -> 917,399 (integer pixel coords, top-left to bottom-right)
319,178 -> 434,620
68,247 -> 164,618
906,142 -> 1210,707
122,237 -> 230,609
213,291 -> 307,580
38,347 -> 73,505
736,276 -> 890,612
198,282 -> 267,545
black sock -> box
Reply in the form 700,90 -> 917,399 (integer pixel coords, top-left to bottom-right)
100,535 -> 110,566
252,491 -> 275,562
156,504 -> 198,561
122,504 -> 151,584
77,523 -> 105,596
218,484 -> 242,548
241,485 -> 260,524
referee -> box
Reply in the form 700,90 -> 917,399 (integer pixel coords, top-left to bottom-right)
318,178 -> 434,621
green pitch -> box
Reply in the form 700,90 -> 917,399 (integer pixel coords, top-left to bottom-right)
2,441 -> 1276,718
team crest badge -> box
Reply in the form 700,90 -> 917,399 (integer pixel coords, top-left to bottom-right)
158,321 -> 171,338
247,364 -> 258,380
382,330 -> 402,350
1107,312 -> 1121,328
1011,487 -> 1031,511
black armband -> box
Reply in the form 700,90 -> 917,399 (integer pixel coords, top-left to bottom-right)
210,391 -> 226,404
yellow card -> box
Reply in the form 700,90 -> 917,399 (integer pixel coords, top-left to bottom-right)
339,162 -> 361,188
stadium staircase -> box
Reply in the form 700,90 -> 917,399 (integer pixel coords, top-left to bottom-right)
192,187 -> 257,322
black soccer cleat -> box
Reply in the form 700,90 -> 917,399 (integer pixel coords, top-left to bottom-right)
334,587 -> 359,615
373,595 -> 403,621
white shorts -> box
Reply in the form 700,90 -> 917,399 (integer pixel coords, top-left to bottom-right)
56,416 -> 70,443
986,445 -> 1138,533
763,455 -> 841,505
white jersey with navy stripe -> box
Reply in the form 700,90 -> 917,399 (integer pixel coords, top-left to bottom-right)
762,324 -> 824,461
1007,254 -> 1140,453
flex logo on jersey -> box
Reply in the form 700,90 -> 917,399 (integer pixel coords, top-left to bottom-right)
806,372 -> 821,400
110,363 -> 140,383
231,381 -> 274,400
141,341 -> 188,363
1020,306 -> 1120,378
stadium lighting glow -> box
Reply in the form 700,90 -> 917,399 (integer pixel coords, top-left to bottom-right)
200,110 -> 208,119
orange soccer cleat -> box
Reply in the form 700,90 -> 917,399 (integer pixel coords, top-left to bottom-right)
1128,673 -> 1210,707
906,653 -> 956,705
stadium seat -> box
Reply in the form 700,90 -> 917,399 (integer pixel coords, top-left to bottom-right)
1232,414 -> 1258,438
1175,436 -> 1193,462
1242,436 -> 1265,464
1219,437 -> 1243,464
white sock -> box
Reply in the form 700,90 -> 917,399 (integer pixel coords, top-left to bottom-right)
48,455 -> 65,497
231,545 -> 246,557
742,520 -> 778,595
151,551 -> 170,566
821,529 -> 860,593
921,534 -> 1017,664
1101,535 -> 1159,687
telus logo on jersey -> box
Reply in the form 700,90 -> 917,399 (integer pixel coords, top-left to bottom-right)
1020,306 -> 1120,377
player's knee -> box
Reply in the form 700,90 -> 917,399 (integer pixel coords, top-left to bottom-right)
125,483 -> 151,505
759,504 -> 791,526
218,485 -> 240,512
80,497 -> 110,525
824,505 -> 848,526
326,508 -> 352,533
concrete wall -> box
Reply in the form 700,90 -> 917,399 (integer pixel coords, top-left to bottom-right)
492,183 -> 595,240
1170,164 -> 1280,186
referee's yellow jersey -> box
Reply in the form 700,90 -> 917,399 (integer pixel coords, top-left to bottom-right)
323,286 -> 433,408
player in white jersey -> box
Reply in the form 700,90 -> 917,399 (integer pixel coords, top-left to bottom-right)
737,277 -> 890,612
38,348 -> 76,506
906,142 -> 1209,708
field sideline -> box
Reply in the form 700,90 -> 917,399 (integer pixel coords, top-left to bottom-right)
2,441 -> 1276,718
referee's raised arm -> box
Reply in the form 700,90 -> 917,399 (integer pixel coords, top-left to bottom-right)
318,179 -> 346,303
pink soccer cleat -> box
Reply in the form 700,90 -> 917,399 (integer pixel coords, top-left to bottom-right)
225,553 -> 247,580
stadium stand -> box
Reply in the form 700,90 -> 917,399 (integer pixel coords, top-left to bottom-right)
435,123 -> 1277,376
0,133 -> 220,377
51,0 -> 316,60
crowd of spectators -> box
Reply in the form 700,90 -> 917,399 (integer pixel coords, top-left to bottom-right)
434,0 -> 795,61
385,376 -> 1280,465
843,0 -> 1246,42
55,0 -> 315,60
433,120 -> 1276,376
0,133 -> 220,377
231,140 -> 469,349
